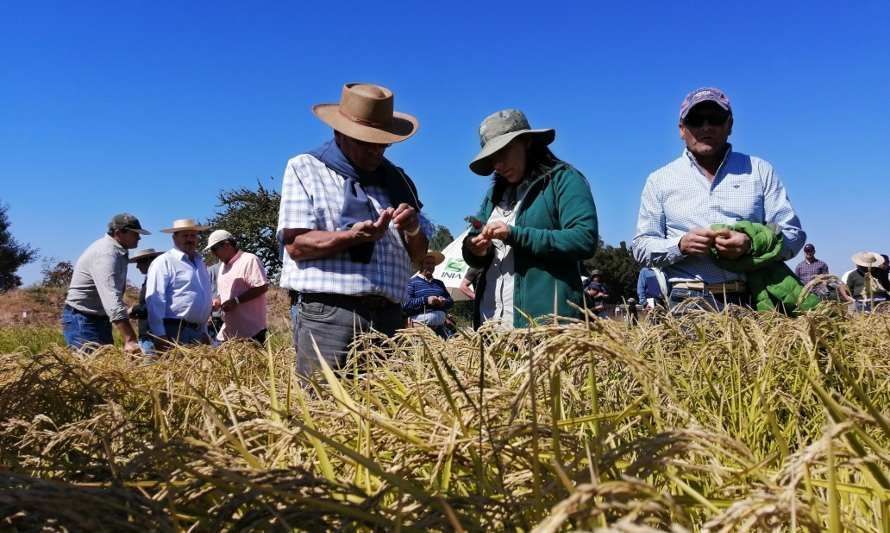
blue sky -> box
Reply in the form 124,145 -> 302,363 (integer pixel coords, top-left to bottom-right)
2,1 -> 888,285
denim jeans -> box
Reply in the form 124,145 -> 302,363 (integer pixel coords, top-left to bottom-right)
668,287 -> 750,312
295,294 -> 403,377
62,305 -> 114,350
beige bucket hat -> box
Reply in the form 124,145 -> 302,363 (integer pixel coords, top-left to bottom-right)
852,251 -> 886,268
204,229 -> 234,252
469,109 -> 555,176
312,83 -> 418,145
160,218 -> 210,234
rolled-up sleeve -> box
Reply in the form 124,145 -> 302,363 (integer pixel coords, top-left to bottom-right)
276,157 -> 318,237
759,161 -> 805,260
632,176 -> 685,267
92,250 -> 129,322
145,258 -> 169,337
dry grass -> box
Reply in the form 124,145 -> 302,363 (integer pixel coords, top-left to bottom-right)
1,305 -> 888,531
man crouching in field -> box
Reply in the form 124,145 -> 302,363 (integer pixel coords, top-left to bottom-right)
63,213 -> 147,353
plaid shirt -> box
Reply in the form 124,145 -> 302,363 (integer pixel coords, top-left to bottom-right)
632,147 -> 805,284
276,153 -> 433,303
794,258 -> 829,284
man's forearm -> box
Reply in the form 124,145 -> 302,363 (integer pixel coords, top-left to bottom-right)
285,229 -> 362,261
235,284 -> 268,304
112,319 -> 138,343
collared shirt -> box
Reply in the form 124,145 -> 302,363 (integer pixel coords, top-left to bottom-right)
65,234 -> 130,321
276,153 -> 433,303
632,147 -> 805,284
402,273 -> 453,317
794,258 -> 829,284
145,248 -> 212,336
636,267 -> 663,301
217,250 -> 268,340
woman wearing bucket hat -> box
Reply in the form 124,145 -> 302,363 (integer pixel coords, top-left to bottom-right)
462,109 -> 599,329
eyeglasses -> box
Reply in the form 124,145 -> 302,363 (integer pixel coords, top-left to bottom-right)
683,112 -> 729,128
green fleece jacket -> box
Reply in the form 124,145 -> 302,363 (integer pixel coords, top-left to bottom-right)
710,221 -> 820,315
463,162 -> 598,328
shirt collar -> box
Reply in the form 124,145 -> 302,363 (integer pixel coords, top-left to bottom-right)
684,143 -> 733,178
104,234 -> 125,252
225,250 -> 243,266
170,247 -> 199,264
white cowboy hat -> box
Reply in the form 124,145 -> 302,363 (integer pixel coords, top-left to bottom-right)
312,83 -> 418,145
204,229 -> 234,252
128,248 -> 163,263
852,251 -> 885,268
160,218 -> 210,234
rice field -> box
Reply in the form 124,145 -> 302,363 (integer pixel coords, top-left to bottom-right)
1,304 -> 888,531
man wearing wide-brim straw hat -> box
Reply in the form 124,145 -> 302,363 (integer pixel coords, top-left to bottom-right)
276,82 -> 433,377
145,218 -> 214,348
127,248 -> 163,355
847,251 -> 889,311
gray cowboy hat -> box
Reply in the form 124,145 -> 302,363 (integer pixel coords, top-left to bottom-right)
129,248 -> 163,264
468,109 -> 555,176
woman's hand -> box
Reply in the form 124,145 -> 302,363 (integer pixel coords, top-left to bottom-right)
481,221 -> 510,241
468,233 -> 492,256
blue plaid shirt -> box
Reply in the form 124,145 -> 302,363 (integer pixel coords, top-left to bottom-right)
632,147 -> 805,284
276,153 -> 433,303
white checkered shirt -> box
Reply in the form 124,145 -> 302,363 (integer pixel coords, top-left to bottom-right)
632,147 -> 805,284
276,153 -> 433,303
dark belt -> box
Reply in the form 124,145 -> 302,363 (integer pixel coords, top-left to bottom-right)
163,318 -> 203,331
64,304 -> 106,319
300,292 -> 398,311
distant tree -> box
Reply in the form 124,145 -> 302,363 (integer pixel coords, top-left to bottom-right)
428,225 -> 454,252
583,240 -> 640,303
40,258 -> 74,288
0,203 -> 37,292
203,180 -> 282,280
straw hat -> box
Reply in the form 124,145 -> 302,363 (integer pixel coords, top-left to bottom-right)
128,248 -> 163,263
312,83 -> 418,145
469,109 -> 555,176
160,218 -> 210,234
421,250 -> 446,265
204,229 -> 234,252
852,251 -> 886,268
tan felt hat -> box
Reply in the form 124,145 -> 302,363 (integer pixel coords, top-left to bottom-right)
312,83 -> 418,145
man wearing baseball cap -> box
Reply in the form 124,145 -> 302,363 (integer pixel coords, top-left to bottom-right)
632,87 -> 806,310
63,213 -> 149,353
205,229 -> 269,344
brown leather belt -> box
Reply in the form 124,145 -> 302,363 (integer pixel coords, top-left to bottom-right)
672,281 -> 747,293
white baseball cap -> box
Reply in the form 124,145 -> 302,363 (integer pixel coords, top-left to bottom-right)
204,229 -> 234,252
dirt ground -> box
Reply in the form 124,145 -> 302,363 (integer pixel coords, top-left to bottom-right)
0,286 -> 294,331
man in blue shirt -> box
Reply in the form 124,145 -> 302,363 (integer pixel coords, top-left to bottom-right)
632,87 -> 805,310
403,250 -> 453,337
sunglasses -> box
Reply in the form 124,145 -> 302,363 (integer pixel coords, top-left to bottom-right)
210,242 -> 226,252
683,112 -> 729,128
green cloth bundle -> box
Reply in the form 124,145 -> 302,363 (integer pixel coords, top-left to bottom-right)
710,221 -> 820,315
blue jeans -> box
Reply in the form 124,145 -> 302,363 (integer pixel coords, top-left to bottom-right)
668,287 -> 750,312
62,305 -> 113,350
294,294 -> 404,377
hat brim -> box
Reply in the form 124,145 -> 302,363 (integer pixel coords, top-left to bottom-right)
422,251 -> 446,265
468,128 -> 555,176
161,225 -> 210,234
132,228 -> 151,235
128,252 -> 162,263
852,252 -> 885,267
312,104 -> 418,144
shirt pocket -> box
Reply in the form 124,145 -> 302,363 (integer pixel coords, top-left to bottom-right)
712,179 -> 763,222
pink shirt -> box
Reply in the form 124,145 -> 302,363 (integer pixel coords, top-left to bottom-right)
217,251 -> 268,340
